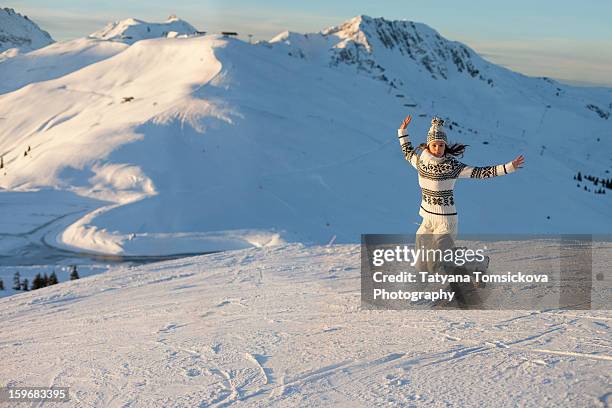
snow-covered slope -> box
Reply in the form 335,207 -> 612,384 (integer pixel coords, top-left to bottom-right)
1,243 -> 610,406
89,15 -> 199,44
0,38 -> 128,95
0,8 -> 53,55
0,14 -> 201,95
0,15 -> 610,256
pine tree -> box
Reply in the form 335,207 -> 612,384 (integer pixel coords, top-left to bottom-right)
577,172 -> 582,181
49,271 -> 59,285
12,271 -> 21,290
43,272 -> 49,287
21,278 -> 29,291
31,273 -> 43,290
70,265 -> 79,280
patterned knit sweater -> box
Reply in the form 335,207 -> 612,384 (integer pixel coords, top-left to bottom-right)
398,127 -> 516,218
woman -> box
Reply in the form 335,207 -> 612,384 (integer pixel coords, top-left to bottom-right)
398,114 -> 524,305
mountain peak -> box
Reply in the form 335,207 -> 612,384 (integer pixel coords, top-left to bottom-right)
322,14 -> 373,50
0,7 -> 54,54
89,16 -> 199,44
288,15 -> 493,87
323,14 -> 447,53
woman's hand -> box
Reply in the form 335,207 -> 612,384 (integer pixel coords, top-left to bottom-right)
399,114 -> 412,130
512,154 -> 525,169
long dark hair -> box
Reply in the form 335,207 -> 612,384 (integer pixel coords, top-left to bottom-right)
416,142 -> 468,158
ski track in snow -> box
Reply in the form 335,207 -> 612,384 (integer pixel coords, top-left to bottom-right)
0,242 -> 610,407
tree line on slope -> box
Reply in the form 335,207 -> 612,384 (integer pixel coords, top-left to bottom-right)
574,171 -> 612,194
1,265 -> 80,292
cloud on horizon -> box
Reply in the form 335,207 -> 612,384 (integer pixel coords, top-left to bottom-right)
460,37 -> 612,87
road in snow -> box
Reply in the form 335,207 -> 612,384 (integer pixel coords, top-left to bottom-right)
0,242 -> 610,407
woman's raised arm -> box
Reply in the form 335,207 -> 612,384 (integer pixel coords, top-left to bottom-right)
397,114 -> 419,169
457,155 -> 524,178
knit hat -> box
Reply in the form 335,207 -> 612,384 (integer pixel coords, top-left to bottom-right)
427,116 -> 447,145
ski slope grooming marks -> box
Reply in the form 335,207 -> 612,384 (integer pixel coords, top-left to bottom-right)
0,243 -> 609,407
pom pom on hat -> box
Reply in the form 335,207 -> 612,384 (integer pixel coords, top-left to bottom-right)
427,116 -> 448,145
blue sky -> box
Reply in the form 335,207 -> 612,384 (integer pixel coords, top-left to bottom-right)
6,0 -> 612,86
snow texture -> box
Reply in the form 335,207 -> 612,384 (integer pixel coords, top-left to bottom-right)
0,243 -> 610,406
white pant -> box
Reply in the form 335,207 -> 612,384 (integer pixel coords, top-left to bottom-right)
414,215 -> 458,274
416,214 -> 458,239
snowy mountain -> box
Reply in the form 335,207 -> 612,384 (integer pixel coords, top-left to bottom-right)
271,15 -> 492,87
0,14 -> 199,95
89,15 -> 199,44
0,8 -> 53,56
0,14 -> 610,257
